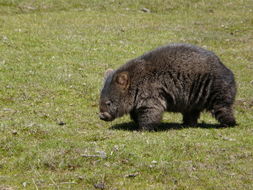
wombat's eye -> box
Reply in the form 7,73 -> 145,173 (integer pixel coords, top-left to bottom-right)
105,101 -> 112,106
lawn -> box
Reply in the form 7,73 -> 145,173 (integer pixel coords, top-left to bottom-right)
0,0 -> 252,189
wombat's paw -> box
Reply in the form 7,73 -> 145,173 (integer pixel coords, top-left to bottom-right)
182,111 -> 200,127
213,106 -> 237,127
220,120 -> 237,127
138,124 -> 156,131
182,121 -> 198,127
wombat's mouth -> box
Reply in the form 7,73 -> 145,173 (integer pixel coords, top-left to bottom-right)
99,112 -> 114,121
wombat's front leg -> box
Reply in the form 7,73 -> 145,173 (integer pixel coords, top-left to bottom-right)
131,107 -> 163,131
130,110 -> 138,124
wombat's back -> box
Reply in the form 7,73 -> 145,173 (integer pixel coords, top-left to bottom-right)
140,43 -> 225,73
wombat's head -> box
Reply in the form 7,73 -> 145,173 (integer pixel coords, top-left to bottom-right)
99,69 -> 130,121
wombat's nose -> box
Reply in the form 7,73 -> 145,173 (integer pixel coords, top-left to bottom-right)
99,113 -> 106,120
99,112 -> 112,121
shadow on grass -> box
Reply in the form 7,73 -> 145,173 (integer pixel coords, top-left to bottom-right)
110,122 -> 226,132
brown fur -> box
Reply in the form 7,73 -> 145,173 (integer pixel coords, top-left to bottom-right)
99,43 -> 236,130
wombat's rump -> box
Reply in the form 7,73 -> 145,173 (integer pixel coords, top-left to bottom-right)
99,43 -> 236,130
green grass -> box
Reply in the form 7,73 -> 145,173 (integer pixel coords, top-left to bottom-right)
0,0 -> 253,189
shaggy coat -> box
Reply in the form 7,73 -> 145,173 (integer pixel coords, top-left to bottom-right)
99,43 -> 236,130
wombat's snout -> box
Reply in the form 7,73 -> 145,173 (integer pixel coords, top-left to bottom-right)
99,112 -> 113,121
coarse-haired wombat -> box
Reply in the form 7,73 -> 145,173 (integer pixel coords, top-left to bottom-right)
99,43 -> 236,130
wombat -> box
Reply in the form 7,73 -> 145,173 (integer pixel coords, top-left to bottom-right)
99,43 -> 236,130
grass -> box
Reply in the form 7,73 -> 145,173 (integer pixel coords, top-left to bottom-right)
0,0 -> 252,189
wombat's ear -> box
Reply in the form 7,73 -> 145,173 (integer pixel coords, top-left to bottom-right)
116,72 -> 129,90
104,69 -> 114,79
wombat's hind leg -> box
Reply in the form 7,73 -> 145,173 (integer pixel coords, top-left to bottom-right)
136,107 -> 163,131
183,110 -> 200,126
213,106 -> 236,127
